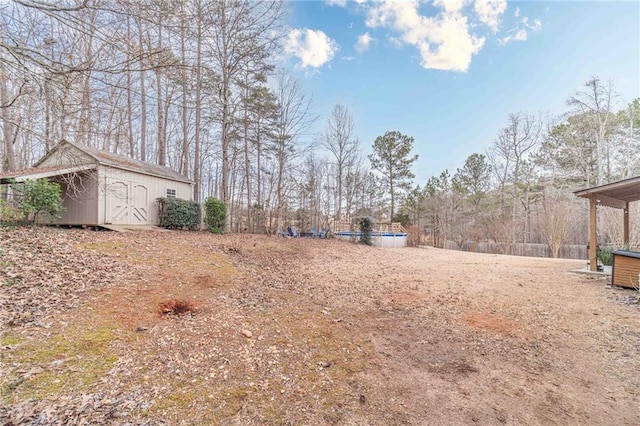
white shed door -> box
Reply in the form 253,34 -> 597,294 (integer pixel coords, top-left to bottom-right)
106,179 -> 150,225
131,184 -> 149,223
106,179 -> 130,224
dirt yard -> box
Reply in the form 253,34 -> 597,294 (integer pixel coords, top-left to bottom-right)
1,228 -> 639,425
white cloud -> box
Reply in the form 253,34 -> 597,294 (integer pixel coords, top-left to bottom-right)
284,28 -> 338,68
523,17 -> 542,31
499,14 -> 542,45
365,0 -> 484,72
514,7 -> 520,18
514,29 -> 527,41
326,0 -> 347,7
326,0 -> 368,8
499,28 -> 527,45
474,0 -> 507,31
355,32 -> 374,53
434,0 -> 465,13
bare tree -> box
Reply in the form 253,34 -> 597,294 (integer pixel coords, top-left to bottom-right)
205,0 -> 283,218
271,71 -> 315,231
568,77 -> 617,185
487,113 -> 541,243
0,27 -> 17,172
539,186 -> 580,258
321,104 -> 359,223
192,0 -> 203,201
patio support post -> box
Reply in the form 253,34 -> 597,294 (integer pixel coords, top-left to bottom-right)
624,201 -> 630,247
589,194 -> 598,271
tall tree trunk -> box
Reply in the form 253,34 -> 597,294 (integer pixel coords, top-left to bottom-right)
180,2 -> 189,177
79,71 -> 92,146
216,0 -> 231,225
256,120 -> 262,207
193,0 -> 202,202
242,78 -> 252,232
127,14 -> 135,158
155,9 -> 166,166
77,10 -> 95,147
138,14 -> 147,162
0,59 -> 16,172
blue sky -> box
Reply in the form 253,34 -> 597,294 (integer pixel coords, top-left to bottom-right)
281,0 -> 640,185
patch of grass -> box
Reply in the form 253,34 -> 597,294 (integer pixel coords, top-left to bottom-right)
211,386 -> 251,420
79,241 -> 127,252
1,325 -> 119,402
189,264 -> 238,289
0,333 -> 21,346
2,277 -> 22,287
152,387 -> 224,424
21,326 -> 114,362
157,388 -> 202,409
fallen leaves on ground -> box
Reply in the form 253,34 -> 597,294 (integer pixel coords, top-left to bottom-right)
0,227 -> 136,328
1,227 -> 639,425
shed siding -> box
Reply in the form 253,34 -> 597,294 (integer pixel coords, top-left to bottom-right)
38,145 -> 94,168
612,251 -> 640,289
59,172 -> 99,225
99,167 -> 192,225
37,172 -> 99,225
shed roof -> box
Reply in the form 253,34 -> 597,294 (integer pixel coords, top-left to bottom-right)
1,140 -> 193,184
0,164 -> 96,184
64,142 -> 192,184
573,175 -> 640,209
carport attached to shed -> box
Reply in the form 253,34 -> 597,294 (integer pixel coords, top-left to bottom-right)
0,141 -> 193,226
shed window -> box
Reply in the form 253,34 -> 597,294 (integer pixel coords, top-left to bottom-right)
166,188 -> 176,198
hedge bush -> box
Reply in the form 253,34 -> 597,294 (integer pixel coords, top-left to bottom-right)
156,197 -> 201,230
204,197 -> 226,234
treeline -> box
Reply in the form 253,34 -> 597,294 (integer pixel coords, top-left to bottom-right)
0,2 -> 638,247
396,79 -> 640,256
0,0 -> 418,234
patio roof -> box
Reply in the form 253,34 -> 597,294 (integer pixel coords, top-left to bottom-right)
573,175 -> 640,271
573,175 -> 640,209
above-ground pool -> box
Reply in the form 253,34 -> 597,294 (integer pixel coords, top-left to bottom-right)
333,231 -> 407,248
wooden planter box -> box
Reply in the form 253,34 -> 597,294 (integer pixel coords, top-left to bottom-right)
611,250 -> 640,289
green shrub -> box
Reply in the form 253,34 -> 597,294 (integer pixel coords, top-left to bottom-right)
0,199 -> 23,223
10,179 -> 65,223
357,216 -> 374,246
156,197 -> 201,230
204,197 -> 226,234
597,246 -> 614,266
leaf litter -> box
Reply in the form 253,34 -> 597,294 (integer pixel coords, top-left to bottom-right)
1,227 -> 639,425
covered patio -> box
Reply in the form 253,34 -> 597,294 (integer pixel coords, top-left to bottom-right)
574,176 -> 640,271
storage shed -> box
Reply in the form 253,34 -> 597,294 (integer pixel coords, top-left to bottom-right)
0,141 -> 193,227
611,250 -> 640,289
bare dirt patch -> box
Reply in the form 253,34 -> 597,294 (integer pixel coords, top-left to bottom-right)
158,300 -> 198,317
463,311 -> 521,336
1,228 -> 639,425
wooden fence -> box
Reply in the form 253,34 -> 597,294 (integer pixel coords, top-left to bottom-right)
442,241 -> 588,260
